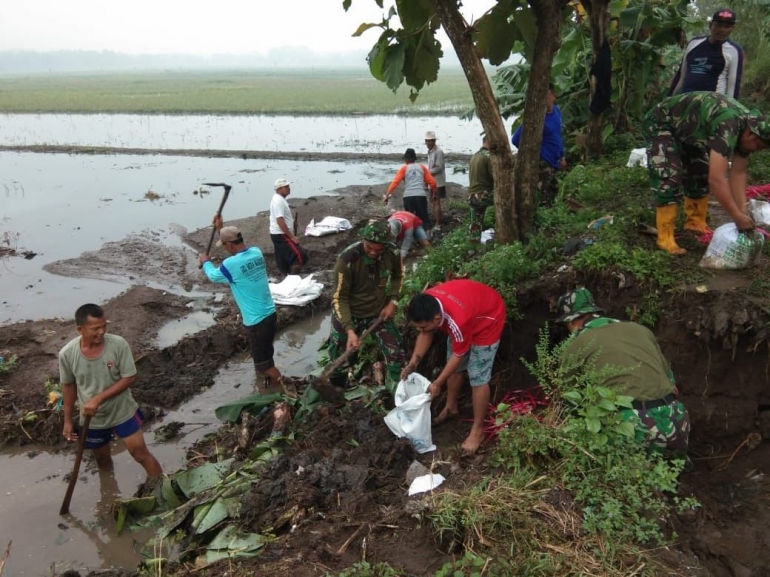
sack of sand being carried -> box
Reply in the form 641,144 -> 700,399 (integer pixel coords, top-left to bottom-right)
699,223 -> 764,270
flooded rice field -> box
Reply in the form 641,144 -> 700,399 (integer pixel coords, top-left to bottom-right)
0,113 -> 483,155
0,151 -> 469,324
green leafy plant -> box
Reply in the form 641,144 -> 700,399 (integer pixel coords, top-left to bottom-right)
0,353 -> 19,375
332,561 -> 404,577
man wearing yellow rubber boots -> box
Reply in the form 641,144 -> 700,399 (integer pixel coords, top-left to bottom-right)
644,92 -> 770,254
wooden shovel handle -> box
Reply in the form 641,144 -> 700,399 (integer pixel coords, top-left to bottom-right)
321,317 -> 383,380
59,414 -> 92,516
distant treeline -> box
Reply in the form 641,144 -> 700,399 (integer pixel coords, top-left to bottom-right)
0,49 -> 462,75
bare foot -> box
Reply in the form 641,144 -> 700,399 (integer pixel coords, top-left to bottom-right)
432,407 -> 459,426
460,427 -> 485,455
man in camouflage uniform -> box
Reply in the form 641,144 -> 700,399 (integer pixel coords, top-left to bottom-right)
467,136 -> 494,236
643,91 -> 770,255
328,220 -> 405,391
555,287 -> 690,456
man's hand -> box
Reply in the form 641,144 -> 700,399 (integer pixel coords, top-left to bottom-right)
735,212 -> 755,232
428,381 -> 442,399
382,194 -> 390,206
290,234 -> 301,245
379,301 -> 397,321
82,397 -> 102,416
346,329 -> 360,352
213,214 -> 224,231
198,253 -> 211,266
400,361 -> 416,381
62,419 -> 76,442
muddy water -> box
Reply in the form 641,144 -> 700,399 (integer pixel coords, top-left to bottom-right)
0,313 -> 331,576
1,151 -> 470,324
0,113 -> 483,155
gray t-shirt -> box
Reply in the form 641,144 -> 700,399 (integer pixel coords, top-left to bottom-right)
59,333 -> 139,429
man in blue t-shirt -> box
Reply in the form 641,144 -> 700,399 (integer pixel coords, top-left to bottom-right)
512,83 -> 566,206
669,8 -> 743,99
199,225 -> 285,394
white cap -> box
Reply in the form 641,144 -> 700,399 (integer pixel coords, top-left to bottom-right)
424,131 -> 437,140
274,178 -> 291,190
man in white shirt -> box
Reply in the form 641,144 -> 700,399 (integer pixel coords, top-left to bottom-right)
425,131 -> 447,226
269,178 -> 308,276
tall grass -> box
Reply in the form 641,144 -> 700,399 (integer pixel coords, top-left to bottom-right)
0,69 -> 474,116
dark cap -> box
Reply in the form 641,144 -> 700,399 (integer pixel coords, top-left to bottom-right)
711,8 -> 736,24
403,148 -> 417,162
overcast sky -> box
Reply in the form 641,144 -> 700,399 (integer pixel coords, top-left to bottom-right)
0,0 -> 496,55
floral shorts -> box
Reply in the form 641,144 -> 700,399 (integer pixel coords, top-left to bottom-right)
447,338 -> 500,386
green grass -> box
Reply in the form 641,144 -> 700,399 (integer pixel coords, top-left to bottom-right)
0,69 -> 474,115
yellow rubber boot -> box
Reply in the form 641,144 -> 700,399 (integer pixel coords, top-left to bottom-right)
683,197 -> 712,235
656,204 -> 686,255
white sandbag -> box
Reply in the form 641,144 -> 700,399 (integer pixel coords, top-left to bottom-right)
480,229 -> 495,244
699,223 -> 764,270
304,216 -> 352,237
269,274 -> 323,306
626,148 -> 647,168
749,199 -> 770,228
384,373 -> 436,453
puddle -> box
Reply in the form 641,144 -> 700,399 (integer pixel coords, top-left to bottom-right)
0,113 -> 483,156
0,311 -> 334,576
154,310 -> 217,348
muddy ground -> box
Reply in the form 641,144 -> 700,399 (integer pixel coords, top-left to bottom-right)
4,181 -> 770,576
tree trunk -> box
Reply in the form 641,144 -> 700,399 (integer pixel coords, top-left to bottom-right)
513,0 -> 565,238
583,0 -> 611,160
431,0 -> 518,243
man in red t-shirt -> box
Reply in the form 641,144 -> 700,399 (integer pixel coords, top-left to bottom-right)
402,280 -> 506,454
388,211 -> 430,261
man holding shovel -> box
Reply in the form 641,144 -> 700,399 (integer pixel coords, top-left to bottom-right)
402,280 -> 506,455
59,304 -> 161,478
199,225 -> 287,395
327,220 -> 405,392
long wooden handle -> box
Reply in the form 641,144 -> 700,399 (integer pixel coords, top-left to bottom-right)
59,414 -> 92,516
199,187 -> 232,269
321,317 -> 383,380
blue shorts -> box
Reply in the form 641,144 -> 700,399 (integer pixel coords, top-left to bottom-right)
81,409 -> 145,450
447,338 -> 500,386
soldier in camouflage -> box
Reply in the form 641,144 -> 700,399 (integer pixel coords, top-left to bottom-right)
467,135 -> 494,237
643,91 -> 770,254
555,287 -> 690,456
327,220 -> 405,392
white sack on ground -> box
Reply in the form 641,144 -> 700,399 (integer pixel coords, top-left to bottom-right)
699,223 -> 764,270
304,217 -> 353,237
408,473 -> 446,496
627,148 -> 647,168
384,373 -> 436,453
269,274 -> 323,306
749,199 -> 770,228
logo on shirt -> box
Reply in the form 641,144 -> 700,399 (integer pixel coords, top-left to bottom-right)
689,57 -> 712,75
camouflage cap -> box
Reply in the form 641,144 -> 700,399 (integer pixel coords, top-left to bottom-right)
555,287 -> 604,323
359,219 -> 394,244
747,112 -> 770,145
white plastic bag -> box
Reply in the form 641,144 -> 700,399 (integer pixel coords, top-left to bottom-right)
384,373 -> 436,453
699,223 -> 764,270
749,199 -> 770,228
304,216 -> 352,237
626,148 -> 647,168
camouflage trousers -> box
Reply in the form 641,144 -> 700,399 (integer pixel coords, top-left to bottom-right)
468,190 -> 494,224
536,161 -> 560,207
620,399 -> 690,457
644,126 -> 709,206
328,314 -> 405,391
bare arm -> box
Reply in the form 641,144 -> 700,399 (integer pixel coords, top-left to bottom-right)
708,150 -> 753,230
401,330 -> 435,380
82,375 -> 137,416
276,216 -> 299,243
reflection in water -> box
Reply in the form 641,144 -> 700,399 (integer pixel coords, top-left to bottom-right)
275,313 -> 331,377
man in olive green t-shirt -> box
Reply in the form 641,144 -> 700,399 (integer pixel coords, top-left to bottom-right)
554,288 -> 690,456
59,303 -> 161,478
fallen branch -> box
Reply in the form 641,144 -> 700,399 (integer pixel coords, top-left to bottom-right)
336,523 -> 367,556
717,433 -> 762,471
